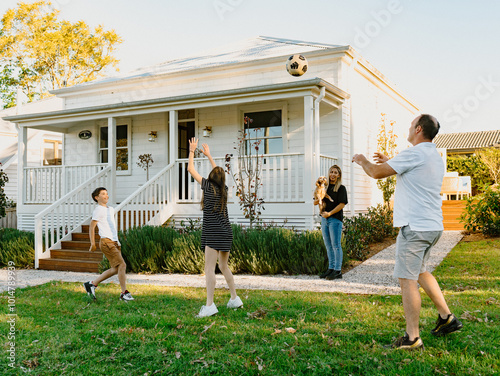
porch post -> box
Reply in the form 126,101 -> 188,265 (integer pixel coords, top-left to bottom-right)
303,95 -> 315,229
169,110 -> 178,164
16,124 -> 27,207
108,117 -> 117,206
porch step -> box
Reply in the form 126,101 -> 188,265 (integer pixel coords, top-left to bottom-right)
61,240 -> 96,250
51,249 -> 104,261
39,258 -> 101,273
81,225 -> 99,233
72,232 -> 100,241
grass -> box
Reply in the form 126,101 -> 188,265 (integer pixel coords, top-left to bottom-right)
1,238 -> 499,375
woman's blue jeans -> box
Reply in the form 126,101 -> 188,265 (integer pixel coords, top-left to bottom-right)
321,216 -> 343,271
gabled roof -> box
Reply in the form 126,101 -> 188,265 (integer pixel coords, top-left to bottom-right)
434,130 -> 500,151
52,36 -> 348,93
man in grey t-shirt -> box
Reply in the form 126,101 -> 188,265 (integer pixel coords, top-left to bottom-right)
352,114 -> 462,350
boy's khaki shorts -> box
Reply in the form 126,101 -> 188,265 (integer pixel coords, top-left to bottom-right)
100,238 -> 125,268
393,226 -> 442,280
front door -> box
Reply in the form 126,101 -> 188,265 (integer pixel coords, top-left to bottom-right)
178,110 -> 195,199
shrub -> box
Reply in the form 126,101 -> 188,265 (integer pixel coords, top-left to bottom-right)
461,185 -> 500,236
342,204 -> 397,260
0,228 -> 35,268
101,206 -> 396,275
447,155 -> 493,195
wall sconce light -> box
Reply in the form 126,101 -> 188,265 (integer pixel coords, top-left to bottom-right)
148,131 -> 157,142
203,126 -> 212,137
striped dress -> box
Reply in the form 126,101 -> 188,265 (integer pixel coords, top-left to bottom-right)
200,178 -> 233,252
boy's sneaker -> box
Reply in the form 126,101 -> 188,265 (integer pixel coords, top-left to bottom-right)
197,304 -> 218,318
385,332 -> 424,350
83,281 -> 96,300
120,290 -> 134,301
431,313 -> 463,336
227,296 -> 243,309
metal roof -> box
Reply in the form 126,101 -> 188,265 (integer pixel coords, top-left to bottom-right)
52,36 -> 346,93
434,130 -> 500,150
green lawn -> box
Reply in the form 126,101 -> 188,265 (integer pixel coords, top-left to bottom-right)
1,238 -> 499,375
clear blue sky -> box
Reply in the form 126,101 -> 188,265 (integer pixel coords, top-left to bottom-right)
2,0 -> 499,133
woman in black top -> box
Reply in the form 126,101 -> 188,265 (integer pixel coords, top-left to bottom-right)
187,138 -> 243,317
314,165 -> 348,280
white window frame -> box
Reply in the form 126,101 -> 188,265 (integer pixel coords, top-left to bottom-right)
98,118 -> 132,176
42,139 -> 63,166
238,102 -> 288,154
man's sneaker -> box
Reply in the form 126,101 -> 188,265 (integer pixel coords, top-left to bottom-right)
319,269 -> 334,279
83,281 -> 96,300
431,313 -> 463,336
385,332 -> 424,350
120,290 -> 134,301
227,296 -> 243,309
197,304 -> 218,317
326,270 -> 342,280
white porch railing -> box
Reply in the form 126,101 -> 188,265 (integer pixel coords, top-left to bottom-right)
34,166 -> 112,268
24,164 -> 107,204
320,155 -> 338,177
176,153 -> 306,203
115,163 -> 176,232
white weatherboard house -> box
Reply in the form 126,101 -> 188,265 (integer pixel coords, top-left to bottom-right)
3,36 -> 419,271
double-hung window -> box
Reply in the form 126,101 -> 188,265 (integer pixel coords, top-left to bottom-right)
243,110 -> 283,155
99,122 -> 131,173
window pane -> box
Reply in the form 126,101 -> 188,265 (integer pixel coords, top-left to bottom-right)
117,149 -> 128,171
101,150 -> 108,163
43,142 -> 55,165
245,110 -> 282,129
100,127 -> 108,148
265,138 -> 283,154
179,109 -> 195,120
117,125 -> 128,147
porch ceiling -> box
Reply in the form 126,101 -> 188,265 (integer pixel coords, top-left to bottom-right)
3,78 -> 349,131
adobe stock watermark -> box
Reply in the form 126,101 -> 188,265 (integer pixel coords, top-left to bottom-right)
442,75 -> 500,130
213,0 -> 244,21
6,261 -> 17,369
353,0 -> 404,49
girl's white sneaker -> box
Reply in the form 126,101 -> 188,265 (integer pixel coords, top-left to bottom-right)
227,296 -> 243,309
197,304 -> 218,317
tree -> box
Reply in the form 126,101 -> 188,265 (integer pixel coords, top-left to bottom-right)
137,153 -> 154,181
0,1 -> 122,107
0,163 -> 9,218
376,113 -> 398,206
477,147 -> 500,187
225,116 -> 265,228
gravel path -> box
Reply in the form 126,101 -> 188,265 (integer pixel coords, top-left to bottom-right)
0,231 -> 463,296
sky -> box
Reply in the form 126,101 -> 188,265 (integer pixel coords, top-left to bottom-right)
1,0 -> 499,134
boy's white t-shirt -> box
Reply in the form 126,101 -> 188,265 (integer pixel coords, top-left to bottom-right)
386,142 -> 444,231
91,205 -> 120,243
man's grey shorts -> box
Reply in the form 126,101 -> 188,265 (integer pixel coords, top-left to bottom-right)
393,226 -> 443,280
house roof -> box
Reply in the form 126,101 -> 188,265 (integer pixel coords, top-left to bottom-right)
434,130 -> 500,151
52,36 -> 348,93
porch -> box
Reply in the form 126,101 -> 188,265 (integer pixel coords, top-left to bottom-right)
3,79 -> 348,270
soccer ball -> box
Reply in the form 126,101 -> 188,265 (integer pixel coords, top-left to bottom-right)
286,54 -> 308,76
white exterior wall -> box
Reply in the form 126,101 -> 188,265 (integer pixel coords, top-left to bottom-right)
345,61 -> 419,213
64,113 -> 168,202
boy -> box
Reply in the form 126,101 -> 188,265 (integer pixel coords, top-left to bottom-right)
83,187 -> 134,301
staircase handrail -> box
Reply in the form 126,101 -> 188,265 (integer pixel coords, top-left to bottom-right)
34,166 -> 112,268
114,162 -> 175,232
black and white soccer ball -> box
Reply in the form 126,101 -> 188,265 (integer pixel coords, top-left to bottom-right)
286,54 -> 308,77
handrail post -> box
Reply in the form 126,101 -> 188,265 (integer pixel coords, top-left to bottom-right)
34,216 -> 42,269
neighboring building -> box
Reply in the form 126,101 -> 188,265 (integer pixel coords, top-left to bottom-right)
0,97 -> 64,204
434,130 -> 500,156
2,36 -> 419,269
